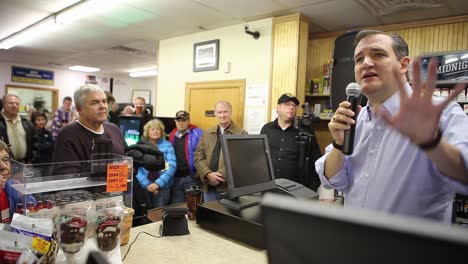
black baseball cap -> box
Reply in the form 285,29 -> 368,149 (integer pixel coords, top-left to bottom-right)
175,110 -> 190,120
278,93 -> 299,106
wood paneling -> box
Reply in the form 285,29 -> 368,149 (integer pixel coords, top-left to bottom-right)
270,13 -> 309,118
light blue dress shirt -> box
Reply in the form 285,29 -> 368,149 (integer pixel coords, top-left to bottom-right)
315,84 -> 468,223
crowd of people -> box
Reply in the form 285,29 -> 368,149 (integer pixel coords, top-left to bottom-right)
1,30 -> 467,226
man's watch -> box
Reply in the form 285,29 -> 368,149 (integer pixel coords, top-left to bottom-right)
332,140 -> 344,151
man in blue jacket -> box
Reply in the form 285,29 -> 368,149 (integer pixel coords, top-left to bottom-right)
168,111 -> 203,204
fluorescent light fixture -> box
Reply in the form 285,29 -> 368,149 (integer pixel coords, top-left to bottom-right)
0,0 -> 107,49
69,65 -> 100,72
129,69 -> 158,78
0,18 -> 57,49
56,0 -> 110,24
461,54 -> 468,59
445,58 -> 459,64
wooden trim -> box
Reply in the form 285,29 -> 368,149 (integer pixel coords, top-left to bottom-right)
273,13 -> 304,24
310,15 -> 468,39
5,84 -> 59,113
184,79 -> 246,127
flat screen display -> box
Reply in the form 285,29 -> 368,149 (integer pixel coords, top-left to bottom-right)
221,134 -> 276,200
119,116 -> 141,146
226,137 -> 272,188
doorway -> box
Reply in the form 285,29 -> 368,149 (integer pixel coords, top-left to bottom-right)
185,79 -> 245,130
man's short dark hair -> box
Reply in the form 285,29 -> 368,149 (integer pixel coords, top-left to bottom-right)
354,30 -> 409,60
63,96 -> 72,103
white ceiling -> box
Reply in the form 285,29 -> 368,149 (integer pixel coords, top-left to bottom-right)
0,0 -> 467,76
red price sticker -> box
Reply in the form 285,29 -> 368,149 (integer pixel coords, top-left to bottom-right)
106,164 -> 128,192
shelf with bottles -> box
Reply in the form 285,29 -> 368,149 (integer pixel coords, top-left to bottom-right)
10,154 -> 134,214
433,86 -> 468,114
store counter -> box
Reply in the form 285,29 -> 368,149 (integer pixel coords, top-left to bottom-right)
120,220 -> 267,264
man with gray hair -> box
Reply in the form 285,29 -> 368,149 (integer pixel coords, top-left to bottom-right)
54,84 -> 126,162
0,94 -> 36,163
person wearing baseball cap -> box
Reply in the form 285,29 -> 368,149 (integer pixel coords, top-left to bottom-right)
260,93 -> 322,191
168,110 -> 203,204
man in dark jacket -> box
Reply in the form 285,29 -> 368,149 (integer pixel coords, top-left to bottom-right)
261,93 -> 322,191
0,94 -> 36,163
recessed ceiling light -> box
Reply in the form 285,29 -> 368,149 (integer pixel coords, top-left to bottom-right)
129,69 -> 158,77
69,65 -> 100,72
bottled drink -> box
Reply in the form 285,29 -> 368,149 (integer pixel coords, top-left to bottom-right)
36,201 -> 44,211
15,203 -> 24,215
27,201 -> 36,213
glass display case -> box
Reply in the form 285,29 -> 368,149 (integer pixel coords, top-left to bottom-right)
9,154 -> 133,213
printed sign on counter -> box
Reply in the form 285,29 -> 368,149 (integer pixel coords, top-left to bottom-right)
106,164 -> 128,193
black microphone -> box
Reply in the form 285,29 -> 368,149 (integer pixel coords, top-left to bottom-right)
343,83 -> 361,155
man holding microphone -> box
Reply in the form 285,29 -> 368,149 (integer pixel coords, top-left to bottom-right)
315,30 -> 468,223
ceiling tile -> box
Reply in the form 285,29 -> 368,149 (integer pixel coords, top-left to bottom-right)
293,0 -> 381,31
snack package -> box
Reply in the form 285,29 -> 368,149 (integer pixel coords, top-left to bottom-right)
94,197 -> 124,253
10,213 -> 54,241
0,230 -> 33,264
56,201 -> 91,256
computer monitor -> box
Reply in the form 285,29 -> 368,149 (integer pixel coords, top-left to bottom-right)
261,193 -> 468,264
119,116 -> 143,146
220,134 -> 276,210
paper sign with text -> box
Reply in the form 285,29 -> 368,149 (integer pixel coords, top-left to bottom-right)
106,164 -> 128,192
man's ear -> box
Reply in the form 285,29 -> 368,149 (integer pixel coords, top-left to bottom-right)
400,56 -> 411,74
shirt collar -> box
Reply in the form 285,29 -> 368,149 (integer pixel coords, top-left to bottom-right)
381,82 -> 412,117
2,113 -> 20,122
364,82 -> 411,121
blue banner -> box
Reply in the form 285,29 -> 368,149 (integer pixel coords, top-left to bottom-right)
11,66 -> 54,85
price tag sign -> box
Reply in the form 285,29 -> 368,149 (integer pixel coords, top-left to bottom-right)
106,164 -> 128,192
32,237 -> 51,255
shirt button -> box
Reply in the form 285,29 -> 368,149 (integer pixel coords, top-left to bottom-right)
278,158 -> 281,160
281,139 -> 284,141
280,148 -> 283,151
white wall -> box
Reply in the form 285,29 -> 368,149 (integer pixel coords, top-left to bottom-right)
157,18 -> 273,131
0,62 -> 156,109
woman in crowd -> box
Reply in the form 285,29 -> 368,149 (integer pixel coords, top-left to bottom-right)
31,111 -> 54,163
0,140 -> 35,223
135,119 -> 176,208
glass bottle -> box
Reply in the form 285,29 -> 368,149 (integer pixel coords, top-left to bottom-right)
15,203 -> 24,215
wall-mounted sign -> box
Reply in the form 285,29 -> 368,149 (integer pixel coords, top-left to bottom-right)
11,66 -> 54,85
205,110 -> 215,117
420,50 -> 468,84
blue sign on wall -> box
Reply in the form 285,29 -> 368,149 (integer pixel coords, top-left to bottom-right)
11,66 -> 54,85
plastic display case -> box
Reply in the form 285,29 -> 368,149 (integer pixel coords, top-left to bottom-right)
9,154 -> 133,213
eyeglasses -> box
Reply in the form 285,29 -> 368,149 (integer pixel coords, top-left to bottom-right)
282,102 -> 298,108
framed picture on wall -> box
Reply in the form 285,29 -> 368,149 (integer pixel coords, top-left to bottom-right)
131,89 -> 151,104
193,39 -> 220,72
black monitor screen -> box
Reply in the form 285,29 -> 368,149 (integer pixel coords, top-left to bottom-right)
119,116 -> 142,146
221,134 -> 276,200
261,193 -> 468,264
227,138 -> 271,188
